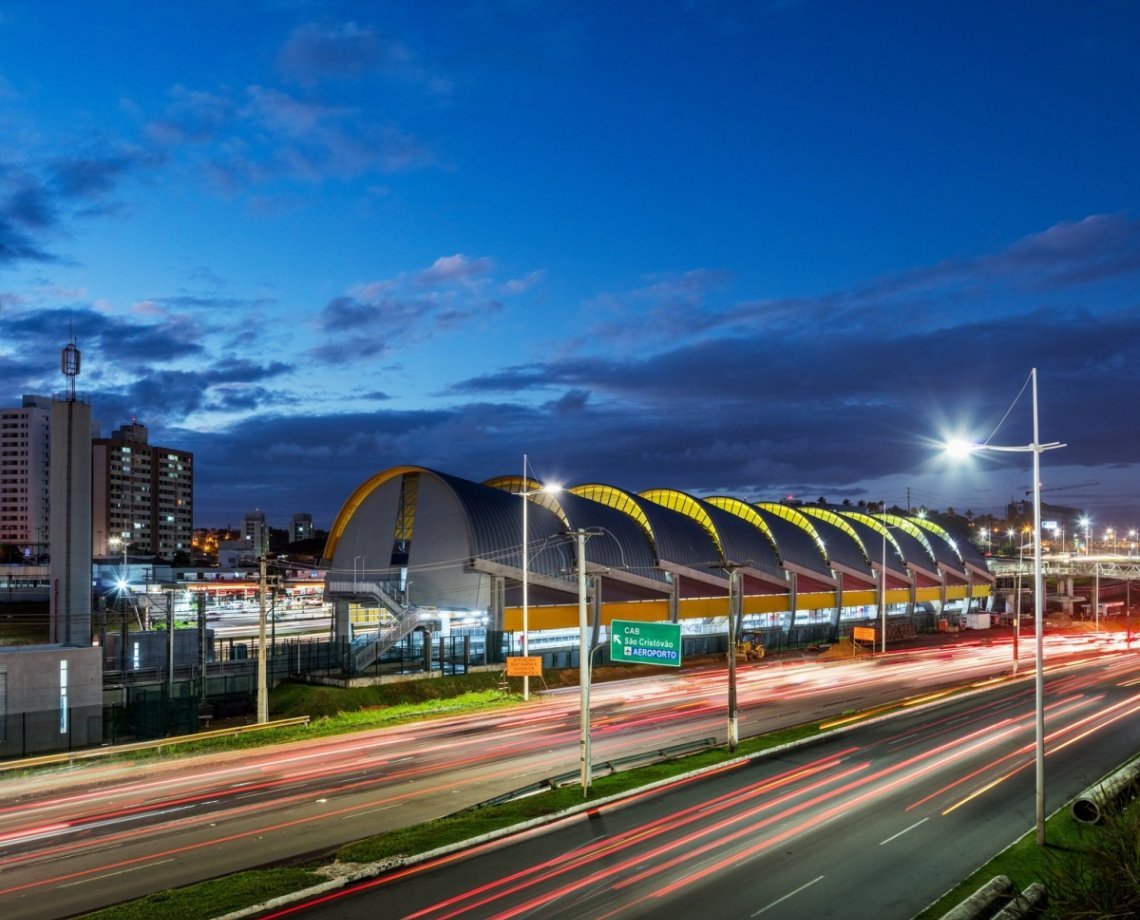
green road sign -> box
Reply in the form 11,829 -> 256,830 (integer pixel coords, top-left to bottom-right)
610,619 -> 683,667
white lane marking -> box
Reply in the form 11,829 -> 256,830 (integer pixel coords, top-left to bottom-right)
880,816 -> 929,845
59,857 -> 177,887
751,874 -> 825,916
342,803 -> 405,819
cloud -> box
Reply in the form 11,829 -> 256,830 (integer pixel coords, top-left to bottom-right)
311,253 -> 520,362
277,21 -> 405,83
994,213 -> 1140,288
0,144 -> 160,266
276,20 -> 452,95
147,81 -> 436,193
415,253 -> 494,287
48,147 -> 161,202
145,86 -> 236,145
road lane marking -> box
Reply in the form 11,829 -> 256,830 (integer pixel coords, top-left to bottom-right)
59,858 -> 177,887
341,803 -> 405,819
880,816 -> 928,845
751,875 -> 825,916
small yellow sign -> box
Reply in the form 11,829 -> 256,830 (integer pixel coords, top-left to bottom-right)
506,656 -> 542,677
853,626 -> 876,642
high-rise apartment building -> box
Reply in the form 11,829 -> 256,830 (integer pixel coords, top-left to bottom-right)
291,512 -> 314,543
0,395 -> 53,558
244,509 -> 269,557
92,422 -> 193,559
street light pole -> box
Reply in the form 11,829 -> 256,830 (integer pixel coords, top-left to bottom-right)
576,528 -> 591,795
725,565 -> 740,752
880,514 -> 888,655
522,454 -> 530,702
1029,368 -> 1048,845
946,367 -> 1062,846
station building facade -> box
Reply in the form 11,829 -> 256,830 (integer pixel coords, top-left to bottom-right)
321,466 -> 993,664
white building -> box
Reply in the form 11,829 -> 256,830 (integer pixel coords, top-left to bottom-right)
243,510 -> 269,557
0,395 -> 53,559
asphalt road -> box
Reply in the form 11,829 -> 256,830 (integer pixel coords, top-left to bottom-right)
0,631 -> 1128,918
271,650 -> 1140,919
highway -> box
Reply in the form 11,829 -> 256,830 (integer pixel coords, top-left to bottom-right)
267,649 -> 1140,919
0,633 -> 1130,918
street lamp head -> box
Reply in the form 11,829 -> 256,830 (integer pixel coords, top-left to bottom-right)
944,438 -> 979,459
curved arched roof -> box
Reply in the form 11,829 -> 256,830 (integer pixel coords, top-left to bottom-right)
752,503 -> 832,576
571,483 -> 725,573
842,512 -> 935,576
323,466 -> 993,613
639,488 -> 784,580
797,507 -> 875,574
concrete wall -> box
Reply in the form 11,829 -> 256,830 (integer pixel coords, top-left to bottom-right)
0,645 -> 102,758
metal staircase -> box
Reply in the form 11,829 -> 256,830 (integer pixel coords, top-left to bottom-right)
327,579 -> 426,673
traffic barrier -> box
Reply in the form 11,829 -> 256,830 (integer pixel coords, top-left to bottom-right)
0,716 -> 311,774
1071,756 -> 1140,824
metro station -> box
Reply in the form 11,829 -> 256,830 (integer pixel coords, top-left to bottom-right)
322,466 -> 994,673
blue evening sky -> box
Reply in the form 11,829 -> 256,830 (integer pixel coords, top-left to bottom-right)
2,1 -> 1139,536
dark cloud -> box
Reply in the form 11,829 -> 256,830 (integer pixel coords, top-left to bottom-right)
311,256 -> 507,363
48,148 -> 160,201
0,172 -> 58,264
0,216 -> 54,264
0,145 -> 160,266
3,306 -> 208,365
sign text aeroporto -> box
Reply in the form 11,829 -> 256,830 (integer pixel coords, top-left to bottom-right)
610,619 -> 683,667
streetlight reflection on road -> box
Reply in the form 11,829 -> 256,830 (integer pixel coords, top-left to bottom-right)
944,367 -> 1064,846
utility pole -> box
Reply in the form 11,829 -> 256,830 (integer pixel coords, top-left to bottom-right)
576,528 -> 591,795
726,566 -> 740,752
712,560 -> 745,753
257,555 -> 268,723
166,592 -> 174,701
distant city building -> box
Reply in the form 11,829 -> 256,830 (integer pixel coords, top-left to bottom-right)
217,538 -> 257,567
92,422 -> 193,559
291,512 -> 314,543
243,510 -> 269,557
0,395 -> 53,558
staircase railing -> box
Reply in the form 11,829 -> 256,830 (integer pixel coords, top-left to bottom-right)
327,578 -> 430,672
351,608 -> 425,671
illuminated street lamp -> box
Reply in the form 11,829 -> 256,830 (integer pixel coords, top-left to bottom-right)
1080,517 -> 1091,554
946,367 -> 1064,846
520,454 -> 561,702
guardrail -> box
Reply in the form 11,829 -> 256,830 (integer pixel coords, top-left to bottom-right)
0,716 -> 312,774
